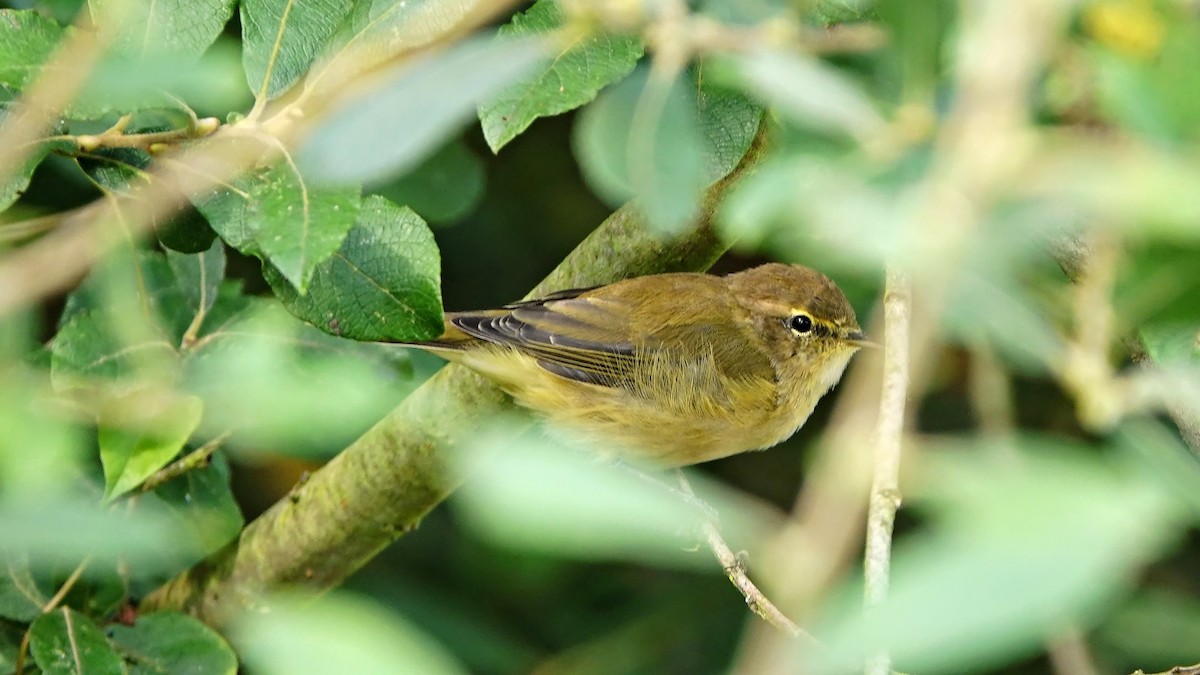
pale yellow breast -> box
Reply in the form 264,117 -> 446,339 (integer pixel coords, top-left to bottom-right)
451,346 -> 798,466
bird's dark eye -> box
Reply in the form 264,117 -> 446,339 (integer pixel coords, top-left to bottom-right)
789,314 -> 813,334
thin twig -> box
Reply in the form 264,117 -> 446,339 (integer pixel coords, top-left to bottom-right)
13,557 -> 91,675
1132,664 -> 1200,675
862,267 -> 912,675
140,430 -> 233,492
675,471 -> 818,646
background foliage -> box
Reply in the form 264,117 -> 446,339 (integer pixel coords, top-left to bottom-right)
1,0 -> 1199,673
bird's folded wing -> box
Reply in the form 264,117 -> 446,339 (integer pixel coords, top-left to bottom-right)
448,285 -> 773,389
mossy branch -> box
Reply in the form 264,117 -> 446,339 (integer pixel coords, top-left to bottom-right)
140,128 -> 766,625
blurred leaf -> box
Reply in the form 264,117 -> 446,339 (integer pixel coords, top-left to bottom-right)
89,0 -> 236,60
0,556 -> 52,621
167,239 -> 225,319
234,592 -> 467,675
574,69 -> 703,234
306,0 -> 485,97
297,35 -> 551,185
1116,420 -> 1200,518
375,140 -> 484,225
30,608 -> 123,675
1092,11 -> 1200,143
0,496 -> 189,569
478,0 -> 643,152
50,309 -> 176,384
50,251 -> 185,386
1020,141 -> 1200,242
700,0 -> 793,25
241,0 -> 352,100
108,611 -> 237,675
812,438 -> 1181,674
0,621 -> 22,672
98,394 -> 203,501
575,66 -> 760,235
717,50 -> 884,141
875,0 -> 952,98
718,152 -> 902,268
70,39 -> 249,119
1097,590 -> 1200,665
196,160 -> 361,292
0,368 -> 85,498
0,9 -> 63,91
267,195 -> 443,341
182,295 -> 414,450
813,0 -> 876,24
138,453 -> 243,559
1141,323 -> 1199,365
0,107 -> 72,212
451,425 -> 771,566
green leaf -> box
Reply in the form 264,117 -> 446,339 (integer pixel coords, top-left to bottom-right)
0,9 -> 64,91
50,310 -> 176,384
478,0 -> 643,152
574,68 -> 707,234
70,39 -> 249,119
0,621 -> 23,673
718,49 -> 884,141
109,611 -> 238,675
89,0 -> 236,60
30,608 -> 124,675
156,204 -> 219,254
305,0 -> 486,98
297,35 -> 551,185
241,0 -> 352,101
1141,323 -> 1199,364
1093,17 -> 1200,143
182,296 -> 415,450
196,161 -> 361,292
235,592 -> 467,675
374,139 -> 484,225
256,168 -> 361,292
266,195 -> 442,341
0,127 -> 71,213
167,239 -> 225,320
51,251 -> 188,386
98,394 -> 204,500
811,439 -> 1181,674
0,557 -> 52,622
0,497 -> 186,569
452,425 -> 770,566
1098,590 -> 1200,664
0,368 -> 87,499
693,78 -> 763,183
139,453 -> 244,559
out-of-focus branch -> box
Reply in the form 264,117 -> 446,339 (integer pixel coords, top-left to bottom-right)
1049,234 -> 1200,457
862,268 -> 911,675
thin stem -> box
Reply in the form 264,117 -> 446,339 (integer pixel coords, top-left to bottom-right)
862,267 -> 912,675
141,431 -> 233,492
13,557 -> 91,675
675,471 -> 817,645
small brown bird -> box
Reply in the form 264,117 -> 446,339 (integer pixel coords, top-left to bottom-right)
408,263 -> 868,466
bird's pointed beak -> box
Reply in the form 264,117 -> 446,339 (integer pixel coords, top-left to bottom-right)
842,330 -> 877,349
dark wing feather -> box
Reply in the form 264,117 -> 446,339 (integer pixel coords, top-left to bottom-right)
444,274 -> 775,391
449,294 -> 643,387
